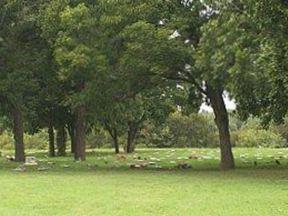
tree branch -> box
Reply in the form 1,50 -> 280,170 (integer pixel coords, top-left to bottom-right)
163,73 -> 207,95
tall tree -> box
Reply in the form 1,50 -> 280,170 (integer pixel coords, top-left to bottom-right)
197,1 -> 288,127
85,0 -> 236,168
0,0 -> 47,161
229,0 -> 288,125
115,5 -> 235,169
40,1 -> 108,161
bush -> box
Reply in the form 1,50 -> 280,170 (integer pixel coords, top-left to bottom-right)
141,112 -> 219,148
270,117 -> 288,147
141,124 -> 174,148
86,129 -> 112,149
0,130 -> 14,150
24,130 -> 49,150
235,129 -> 286,148
233,117 -> 286,148
0,130 -> 48,150
167,113 -> 218,148
1,114 -> 286,151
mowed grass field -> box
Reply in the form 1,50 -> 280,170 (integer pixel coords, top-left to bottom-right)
0,148 -> 288,216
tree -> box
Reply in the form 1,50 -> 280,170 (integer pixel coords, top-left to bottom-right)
197,1 -> 288,128
80,0 -> 235,168
230,1 -> 288,125
179,0 -> 288,169
170,1 -> 236,170
98,103 -> 126,154
123,89 -> 175,153
23,47 -> 68,157
80,0 -> 182,154
113,2 -> 236,169
0,0 -> 47,161
40,1 -> 107,161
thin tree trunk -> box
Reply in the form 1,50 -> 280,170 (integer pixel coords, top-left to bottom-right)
113,129 -> 120,154
70,129 -> 76,154
48,123 -> 55,157
68,121 -> 76,154
11,105 -> 25,162
125,122 -> 138,154
114,140 -> 119,154
104,121 -> 120,154
74,105 -> 86,161
56,125 -> 66,156
207,85 -> 235,170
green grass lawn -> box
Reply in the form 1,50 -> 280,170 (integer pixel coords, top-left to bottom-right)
0,148 -> 288,216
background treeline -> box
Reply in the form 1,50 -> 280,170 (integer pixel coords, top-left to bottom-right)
1,112 -> 287,151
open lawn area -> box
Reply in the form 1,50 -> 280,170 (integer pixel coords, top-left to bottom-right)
0,148 -> 287,216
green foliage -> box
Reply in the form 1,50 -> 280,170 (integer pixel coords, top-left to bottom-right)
234,117 -> 286,148
0,0 -> 46,107
200,0 -> 288,125
141,114 -> 287,149
0,131 -> 14,150
0,130 -> 48,150
85,128 -> 112,149
235,129 -> 285,148
166,113 -> 218,148
142,112 -> 218,148
24,130 -> 49,150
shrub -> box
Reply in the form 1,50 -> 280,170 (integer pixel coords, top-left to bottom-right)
86,129 -> 112,149
0,130 -> 14,150
24,130 -> 49,150
141,112 -> 219,148
235,129 -> 286,148
139,123 -> 174,148
167,113 -> 218,148
0,130 -> 48,150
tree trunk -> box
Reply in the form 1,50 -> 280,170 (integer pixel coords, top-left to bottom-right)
104,122 -> 120,154
112,129 -> 120,154
125,122 -> 138,154
48,123 -> 55,157
11,105 -> 25,162
74,105 -> 86,161
70,129 -> 76,154
56,125 -> 66,156
207,85 -> 235,170
68,121 -> 76,154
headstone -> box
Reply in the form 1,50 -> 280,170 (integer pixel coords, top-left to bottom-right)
25,156 -> 38,166
6,155 -> 15,161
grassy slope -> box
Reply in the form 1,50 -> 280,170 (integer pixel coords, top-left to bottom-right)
0,148 -> 288,216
